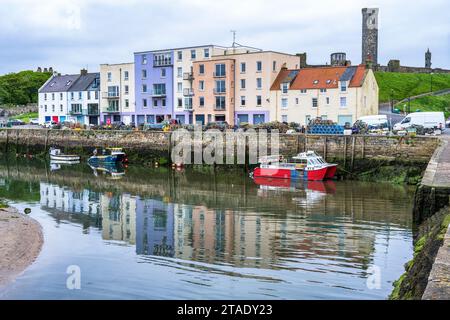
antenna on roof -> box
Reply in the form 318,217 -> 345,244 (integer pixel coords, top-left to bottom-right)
231,30 -> 237,48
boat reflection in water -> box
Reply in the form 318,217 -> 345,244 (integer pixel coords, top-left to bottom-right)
89,162 -> 126,179
49,160 -> 80,171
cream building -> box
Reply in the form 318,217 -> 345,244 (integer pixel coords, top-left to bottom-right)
99,62 -> 135,125
270,65 -> 379,126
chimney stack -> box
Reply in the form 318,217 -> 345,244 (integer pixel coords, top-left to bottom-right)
80,68 -> 88,76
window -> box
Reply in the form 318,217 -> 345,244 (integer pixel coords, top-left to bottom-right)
153,99 -> 158,107
153,83 -> 166,95
60,93 -> 63,100
282,115 -> 288,122
78,92 -> 82,100
143,99 -> 147,107
256,95 -> 262,106
191,49 -> 196,59
240,79 -> 246,89
45,105 -> 47,112
240,96 -> 246,106
52,105 -> 55,112
320,88 -> 327,93
142,69 -> 147,79
204,48 -> 210,58
142,84 -> 147,93
273,61 -> 276,71
153,53 -> 172,66
295,98 -> 299,105
125,85 -> 129,95
87,91 -> 91,100
199,96 -> 205,107
256,61 -> 262,72
60,104 -> 63,112
215,80 -> 226,93
215,64 -> 226,77
340,81 -> 347,92
44,93 -> 47,100
199,80 -> 204,91
281,98 -> 288,108
107,86 -> 119,97
162,98 -> 166,107
177,51 -> 182,61
326,97 -> 330,105
71,92 -> 74,100
178,98 -> 182,107
199,64 -> 205,75
312,98 -> 318,107
161,68 -> 166,78
95,91 -> 98,99
282,83 -> 288,94
124,71 -> 129,81
177,82 -> 182,93
240,62 -> 246,73
253,114 -> 265,124
256,78 -> 262,89
107,72 -> 112,81
177,67 -> 182,78
125,99 -> 129,108
142,55 -> 147,65
52,93 -> 55,100
340,97 -> 347,107
300,89 -> 307,93
215,96 -> 226,109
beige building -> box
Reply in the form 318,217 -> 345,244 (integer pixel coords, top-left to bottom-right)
270,65 -> 379,126
99,62 -> 135,125
192,51 -> 301,125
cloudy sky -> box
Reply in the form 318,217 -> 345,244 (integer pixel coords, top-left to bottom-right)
0,0 -> 449,74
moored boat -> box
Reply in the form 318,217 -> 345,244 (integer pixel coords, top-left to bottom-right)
49,148 -> 80,162
88,148 -> 128,165
251,151 -> 336,181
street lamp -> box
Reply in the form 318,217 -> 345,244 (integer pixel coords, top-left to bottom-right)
430,72 -> 434,92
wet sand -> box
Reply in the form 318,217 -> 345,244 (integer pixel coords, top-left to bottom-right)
0,206 -> 43,288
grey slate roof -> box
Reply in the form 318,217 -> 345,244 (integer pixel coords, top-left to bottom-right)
39,74 -> 80,93
68,73 -> 100,92
339,66 -> 357,82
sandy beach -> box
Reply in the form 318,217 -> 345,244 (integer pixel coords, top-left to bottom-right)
0,206 -> 43,288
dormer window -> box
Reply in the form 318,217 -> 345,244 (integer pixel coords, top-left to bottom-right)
66,80 -> 71,86
50,82 -> 55,87
313,80 -> 319,85
340,81 -> 347,92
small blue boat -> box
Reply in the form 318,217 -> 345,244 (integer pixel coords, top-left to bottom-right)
88,148 -> 127,165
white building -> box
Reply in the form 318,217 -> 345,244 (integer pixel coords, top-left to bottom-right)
38,69 -> 100,125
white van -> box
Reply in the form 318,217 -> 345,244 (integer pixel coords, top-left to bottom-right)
353,115 -> 389,133
393,112 -> 445,132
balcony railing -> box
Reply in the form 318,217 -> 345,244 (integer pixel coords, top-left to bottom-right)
213,72 -> 226,78
150,90 -> 166,97
183,72 -> 194,81
183,88 -> 194,96
153,59 -> 173,67
184,105 -> 193,111
105,106 -> 120,113
86,107 -> 99,115
102,92 -> 120,98
69,109 -> 82,115
213,88 -> 226,94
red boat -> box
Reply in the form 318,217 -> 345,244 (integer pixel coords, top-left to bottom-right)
251,151 -> 337,181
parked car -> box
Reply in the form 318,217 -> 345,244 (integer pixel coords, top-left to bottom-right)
352,115 -> 389,134
393,112 -> 445,132
29,118 -> 39,125
8,119 -> 25,126
446,118 -> 450,128
43,121 -> 57,128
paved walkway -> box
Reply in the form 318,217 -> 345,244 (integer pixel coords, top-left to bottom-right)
421,136 -> 450,188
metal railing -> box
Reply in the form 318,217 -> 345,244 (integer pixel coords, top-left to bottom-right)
183,72 -> 194,81
183,88 -> 194,96
102,92 -> 120,98
213,72 -> 226,78
213,88 -> 226,94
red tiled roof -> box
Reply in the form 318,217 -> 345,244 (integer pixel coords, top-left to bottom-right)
270,65 -> 367,91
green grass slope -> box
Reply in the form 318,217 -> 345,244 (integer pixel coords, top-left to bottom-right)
375,72 -> 450,103
397,94 -> 450,118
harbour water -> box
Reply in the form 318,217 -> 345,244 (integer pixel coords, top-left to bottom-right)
0,160 -> 415,299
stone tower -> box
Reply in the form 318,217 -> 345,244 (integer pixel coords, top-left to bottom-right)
425,48 -> 432,68
362,8 -> 379,66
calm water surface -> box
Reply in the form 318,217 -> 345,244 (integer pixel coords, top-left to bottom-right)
0,160 -> 414,299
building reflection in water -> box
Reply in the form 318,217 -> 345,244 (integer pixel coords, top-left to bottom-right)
38,178 -> 411,270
